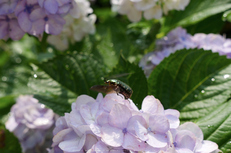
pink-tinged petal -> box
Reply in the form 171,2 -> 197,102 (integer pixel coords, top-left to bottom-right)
147,132 -> 168,148
165,109 -> 180,118
100,93 -> 120,112
17,12 -> 32,32
96,111 -> 109,126
84,134 -> 98,150
149,115 -> 169,133
109,104 -> 131,129
122,133 -> 146,151
96,93 -> 103,102
29,8 -> 46,22
72,95 -> 95,111
0,20 -> 8,39
44,0 -> 59,14
80,102 -> 98,124
53,117 -> 68,135
101,125 -> 123,147
92,141 -> 110,152
65,112 -> 85,129
195,140 -> 218,152
89,124 -> 101,137
127,115 -> 148,141
166,114 -> 179,129
178,122 -> 203,141
175,130 -> 196,150
29,18 -> 45,36
52,128 -> 73,146
145,145 -> 161,152
37,0 -> 44,7
141,96 -> 164,115
59,133 -> 86,152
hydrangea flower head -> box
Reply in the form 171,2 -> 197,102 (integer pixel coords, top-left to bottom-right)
111,0 -> 190,22
5,95 -> 56,152
47,0 -> 96,50
49,93 -> 219,152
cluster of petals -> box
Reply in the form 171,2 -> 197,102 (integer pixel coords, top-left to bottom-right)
47,0 -> 96,51
49,93 -> 218,153
139,27 -> 231,77
0,0 -> 72,40
5,95 -> 56,152
111,0 -> 190,22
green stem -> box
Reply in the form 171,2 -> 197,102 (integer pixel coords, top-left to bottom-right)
41,33 -> 49,52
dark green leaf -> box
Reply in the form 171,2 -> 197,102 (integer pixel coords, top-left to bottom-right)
161,0 -> 231,33
108,55 -> 148,107
148,49 -> 231,151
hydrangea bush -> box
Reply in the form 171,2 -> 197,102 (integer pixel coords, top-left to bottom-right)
1,0 -> 231,153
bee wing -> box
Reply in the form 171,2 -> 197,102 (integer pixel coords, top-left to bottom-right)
90,85 -> 117,94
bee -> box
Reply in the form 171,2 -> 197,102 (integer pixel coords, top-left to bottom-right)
90,79 -> 133,99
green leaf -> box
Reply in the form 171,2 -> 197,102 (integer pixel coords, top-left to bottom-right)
186,13 -> 225,35
161,0 -> 231,33
37,52 -> 107,98
108,55 -> 148,107
0,127 -> 22,153
28,69 -> 75,115
222,9 -> 231,22
148,49 -> 231,151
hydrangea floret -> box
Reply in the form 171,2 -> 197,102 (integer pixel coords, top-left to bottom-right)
139,27 -> 231,77
111,0 -> 190,22
5,95 -> 56,152
49,93 -> 219,152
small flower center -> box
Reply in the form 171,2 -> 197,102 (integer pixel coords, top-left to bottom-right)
122,128 -> 127,134
24,4 -> 34,14
147,127 -> 152,132
173,142 -> 177,147
44,16 -> 48,21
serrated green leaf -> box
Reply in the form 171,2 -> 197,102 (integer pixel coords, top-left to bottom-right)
37,52 -> 107,98
148,49 -> 231,151
161,0 -> 231,33
108,55 -> 148,107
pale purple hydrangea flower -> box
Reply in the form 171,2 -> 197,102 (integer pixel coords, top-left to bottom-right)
5,95 -> 56,152
0,14 -> 25,40
0,0 -> 73,40
49,93 -> 219,153
139,27 -> 231,77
